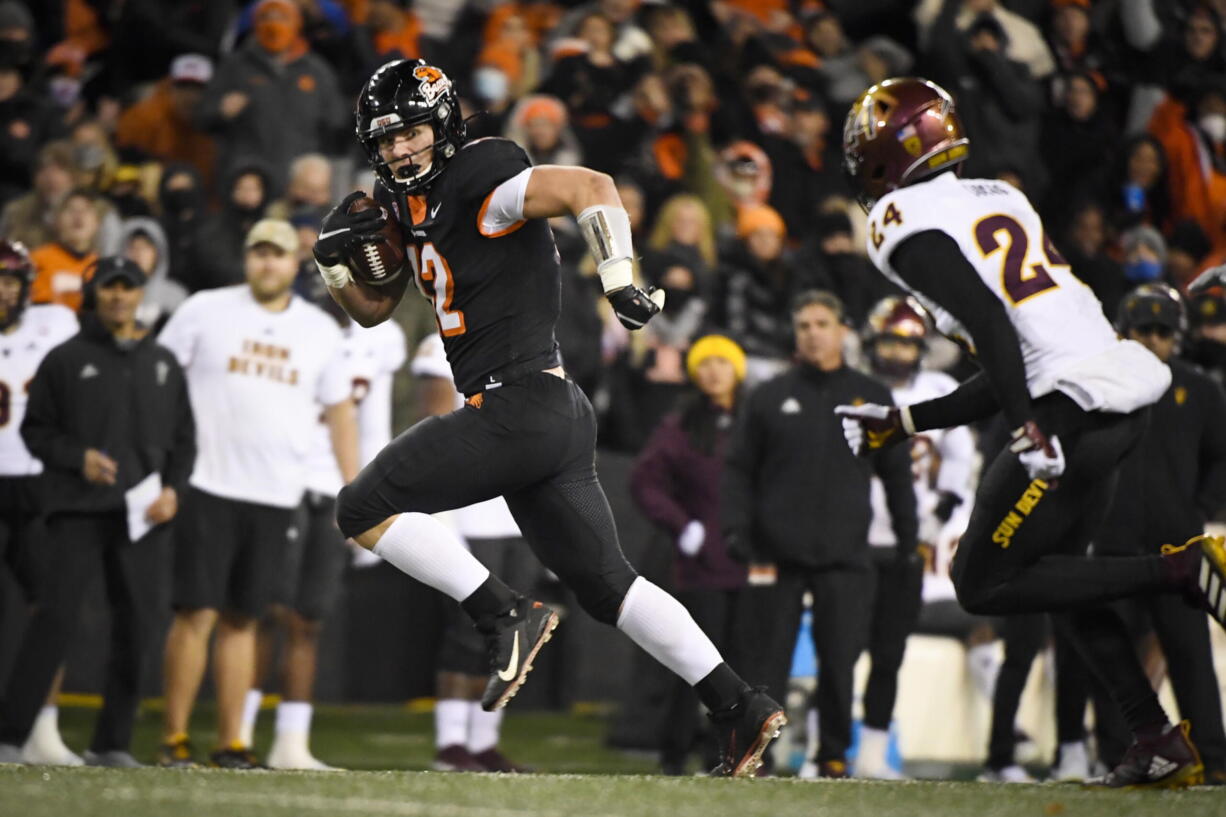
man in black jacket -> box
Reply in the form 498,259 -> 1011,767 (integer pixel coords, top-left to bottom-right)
1081,284 -> 1226,783
0,257 -> 195,767
722,290 -> 918,777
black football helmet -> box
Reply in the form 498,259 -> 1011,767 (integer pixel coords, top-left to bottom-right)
0,239 -> 34,331
1117,282 -> 1187,340
355,59 -> 467,195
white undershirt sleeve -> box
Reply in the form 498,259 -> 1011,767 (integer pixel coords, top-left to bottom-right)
477,167 -> 532,237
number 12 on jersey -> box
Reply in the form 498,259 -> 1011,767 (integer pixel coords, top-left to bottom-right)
409,243 -> 466,337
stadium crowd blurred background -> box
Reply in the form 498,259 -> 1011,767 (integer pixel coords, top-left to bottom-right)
1,0 -> 1226,780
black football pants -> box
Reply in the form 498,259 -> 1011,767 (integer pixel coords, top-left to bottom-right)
337,371 -> 638,625
985,613 -> 1047,770
862,547 -> 923,731
952,394 -> 1170,733
0,511 -> 167,753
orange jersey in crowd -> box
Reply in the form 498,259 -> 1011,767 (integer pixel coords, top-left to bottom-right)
30,243 -> 97,312
1149,96 -> 1226,254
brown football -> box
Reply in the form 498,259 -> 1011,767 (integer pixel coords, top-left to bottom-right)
345,196 -> 407,286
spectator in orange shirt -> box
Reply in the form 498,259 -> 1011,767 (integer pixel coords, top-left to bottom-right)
1149,74 -> 1226,255
30,189 -> 101,311
115,55 -> 218,193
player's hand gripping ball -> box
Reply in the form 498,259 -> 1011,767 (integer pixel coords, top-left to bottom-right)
314,191 -> 406,287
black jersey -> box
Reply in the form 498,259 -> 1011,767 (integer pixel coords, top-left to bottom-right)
375,138 -> 562,396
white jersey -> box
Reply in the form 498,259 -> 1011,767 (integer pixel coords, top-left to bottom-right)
868,370 -> 977,548
867,172 -> 1169,413
304,320 -> 407,496
0,305 -> 78,476
158,285 -> 351,508
410,334 -> 521,539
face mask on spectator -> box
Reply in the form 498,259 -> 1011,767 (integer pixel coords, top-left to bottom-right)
163,188 -> 198,217
1124,259 -> 1163,282
1199,113 -> 1226,144
473,67 -> 509,105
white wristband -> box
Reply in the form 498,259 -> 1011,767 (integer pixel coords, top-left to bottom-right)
900,405 -> 916,436
316,257 -> 354,289
597,257 -> 634,294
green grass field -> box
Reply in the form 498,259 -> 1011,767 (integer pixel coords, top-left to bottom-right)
1,704 -> 1220,817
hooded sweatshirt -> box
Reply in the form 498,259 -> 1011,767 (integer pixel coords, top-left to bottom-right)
119,216 -> 188,330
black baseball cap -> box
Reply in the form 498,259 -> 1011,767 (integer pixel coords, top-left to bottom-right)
91,256 -> 147,288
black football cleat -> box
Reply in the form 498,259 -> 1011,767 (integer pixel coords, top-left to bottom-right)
1162,534 -> 1226,626
708,686 -> 787,778
1084,721 -> 1203,789
478,598 -> 560,712
208,743 -> 266,770
156,734 -> 197,768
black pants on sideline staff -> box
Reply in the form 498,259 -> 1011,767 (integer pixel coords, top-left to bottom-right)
0,511 -> 167,752
862,547 -> 924,731
986,614 -> 1047,770
737,564 -> 872,765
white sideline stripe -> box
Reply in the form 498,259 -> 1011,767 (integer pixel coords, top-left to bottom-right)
5,783 -> 593,817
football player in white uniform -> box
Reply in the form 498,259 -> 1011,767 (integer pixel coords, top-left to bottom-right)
835,77 -> 1226,788
0,240 -> 78,766
858,296 -> 976,779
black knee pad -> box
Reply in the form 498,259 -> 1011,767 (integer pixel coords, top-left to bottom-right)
565,566 -> 636,626
335,482 -> 373,540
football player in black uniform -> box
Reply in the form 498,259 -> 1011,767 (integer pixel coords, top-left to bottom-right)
312,59 -> 784,777
835,78 -> 1226,788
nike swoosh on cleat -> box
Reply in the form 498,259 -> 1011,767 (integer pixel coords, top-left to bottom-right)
497,631 -> 520,681
318,228 -> 351,240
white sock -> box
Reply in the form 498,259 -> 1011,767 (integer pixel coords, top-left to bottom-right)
435,699 -> 469,749
467,703 -> 503,754
615,577 -> 721,685
373,513 -> 490,601
241,689 -> 263,738
857,726 -> 889,775
275,701 -> 313,736
29,706 -> 61,746
968,643 -> 1001,701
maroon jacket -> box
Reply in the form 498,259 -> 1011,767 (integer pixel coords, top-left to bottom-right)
630,405 -> 748,592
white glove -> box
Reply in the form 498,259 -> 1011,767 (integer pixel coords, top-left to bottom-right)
316,256 -> 354,289
677,520 -> 705,556
833,403 -> 912,456
1009,422 -> 1066,482
1016,435 -> 1065,481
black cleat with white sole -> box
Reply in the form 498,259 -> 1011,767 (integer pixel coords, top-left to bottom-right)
1085,721 -> 1203,789
478,597 -> 560,712
708,686 -> 787,778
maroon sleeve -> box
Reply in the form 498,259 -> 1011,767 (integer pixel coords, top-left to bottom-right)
630,418 -> 691,536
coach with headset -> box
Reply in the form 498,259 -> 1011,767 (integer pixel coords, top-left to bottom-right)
0,257 -> 195,767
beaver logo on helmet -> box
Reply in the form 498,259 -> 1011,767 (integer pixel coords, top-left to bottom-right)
412,64 -> 449,105
843,77 -> 969,211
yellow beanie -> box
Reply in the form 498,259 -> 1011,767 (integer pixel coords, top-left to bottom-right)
686,335 -> 747,383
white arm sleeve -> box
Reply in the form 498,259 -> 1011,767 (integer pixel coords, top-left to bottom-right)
478,167 -> 532,237
936,424 -> 977,501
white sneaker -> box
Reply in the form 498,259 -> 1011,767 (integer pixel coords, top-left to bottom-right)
267,734 -> 340,771
1050,740 -> 1089,782
21,735 -> 83,766
797,759 -> 818,779
978,764 -> 1035,783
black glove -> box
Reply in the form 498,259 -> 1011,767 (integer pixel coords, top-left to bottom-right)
724,530 -> 754,564
894,543 -> 923,566
607,284 -> 665,330
934,490 -> 963,523
313,191 -> 387,265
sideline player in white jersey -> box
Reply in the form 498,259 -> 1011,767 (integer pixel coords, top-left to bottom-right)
155,220 -> 358,769
241,307 -> 406,770
856,296 -> 976,779
0,241 -> 78,766
834,77 -> 1226,789
411,333 -> 543,773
